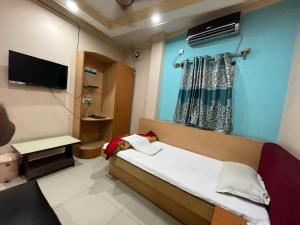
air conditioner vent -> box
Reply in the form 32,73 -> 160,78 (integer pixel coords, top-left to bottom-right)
187,12 -> 241,46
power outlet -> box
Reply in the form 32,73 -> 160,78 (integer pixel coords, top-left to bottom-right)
82,98 -> 93,105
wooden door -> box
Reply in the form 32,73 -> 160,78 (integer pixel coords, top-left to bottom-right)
114,63 -> 135,136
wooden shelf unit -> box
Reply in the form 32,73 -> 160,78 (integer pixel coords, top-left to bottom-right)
83,85 -> 99,89
73,51 -> 134,159
80,140 -> 105,150
81,117 -> 113,122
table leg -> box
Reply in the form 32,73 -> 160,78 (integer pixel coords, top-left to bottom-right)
65,145 -> 73,158
21,155 -> 30,180
65,145 -> 75,167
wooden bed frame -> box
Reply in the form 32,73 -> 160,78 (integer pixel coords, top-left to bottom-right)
109,119 -> 264,225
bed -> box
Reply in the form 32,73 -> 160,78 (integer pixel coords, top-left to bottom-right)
109,119 -> 299,225
115,141 -> 269,225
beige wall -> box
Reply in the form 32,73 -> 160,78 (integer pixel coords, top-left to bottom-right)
144,39 -> 165,119
129,38 -> 166,133
8,0 -> 297,158
279,25 -> 300,160
129,47 -> 152,133
0,0 -> 128,153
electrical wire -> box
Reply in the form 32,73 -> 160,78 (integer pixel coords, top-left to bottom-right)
234,33 -> 243,54
63,74 -> 90,101
76,23 -> 80,51
63,75 -> 92,117
81,76 -> 92,117
36,1 -> 97,120
49,88 -> 81,120
172,54 -> 184,68
37,0 -> 85,119
64,90 -> 82,99
50,22 -> 85,118
59,76 -> 92,118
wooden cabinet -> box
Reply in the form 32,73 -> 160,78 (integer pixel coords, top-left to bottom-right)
114,63 -> 135,136
211,206 -> 248,225
73,51 -> 134,158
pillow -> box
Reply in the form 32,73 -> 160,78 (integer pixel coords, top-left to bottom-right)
122,134 -> 162,156
216,162 -> 270,205
104,131 -> 159,159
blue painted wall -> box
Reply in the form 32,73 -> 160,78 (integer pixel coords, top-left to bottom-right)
158,0 -> 300,142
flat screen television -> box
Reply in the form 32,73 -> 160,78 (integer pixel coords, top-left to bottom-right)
9,50 -> 68,89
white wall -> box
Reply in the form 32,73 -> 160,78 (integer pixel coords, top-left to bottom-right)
129,47 -> 152,133
0,0 -> 128,153
279,25 -> 300,159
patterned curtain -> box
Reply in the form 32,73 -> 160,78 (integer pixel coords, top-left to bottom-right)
173,53 -> 235,133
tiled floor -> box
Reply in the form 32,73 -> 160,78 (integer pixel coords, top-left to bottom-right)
0,175 -> 26,191
1,156 -> 182,225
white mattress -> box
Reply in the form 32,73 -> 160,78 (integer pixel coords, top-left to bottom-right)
116,141 -> 270,225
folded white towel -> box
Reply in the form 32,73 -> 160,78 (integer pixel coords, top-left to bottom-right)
122,134 -> 162,156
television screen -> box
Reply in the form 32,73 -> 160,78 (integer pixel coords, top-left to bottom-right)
9,50 -> 68,89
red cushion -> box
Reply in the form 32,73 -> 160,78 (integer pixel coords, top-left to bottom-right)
258,143 -> 300,225
104,135 -> 124,159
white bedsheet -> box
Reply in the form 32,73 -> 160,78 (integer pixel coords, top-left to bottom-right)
116,141 -> 270,225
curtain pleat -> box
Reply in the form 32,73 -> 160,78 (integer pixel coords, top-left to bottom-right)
173,53 -> 235,133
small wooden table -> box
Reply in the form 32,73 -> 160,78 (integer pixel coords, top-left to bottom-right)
12,136 -> 81,180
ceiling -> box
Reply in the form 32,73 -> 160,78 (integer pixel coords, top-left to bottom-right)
41,0 -> 279,48
85,0 -> 164,20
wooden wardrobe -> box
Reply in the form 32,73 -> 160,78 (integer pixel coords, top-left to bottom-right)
73,51 -> 134,158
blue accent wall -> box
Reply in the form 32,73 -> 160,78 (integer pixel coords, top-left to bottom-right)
158,0 -> 300,142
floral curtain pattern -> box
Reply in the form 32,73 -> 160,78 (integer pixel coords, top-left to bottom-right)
173,53 -> 235,133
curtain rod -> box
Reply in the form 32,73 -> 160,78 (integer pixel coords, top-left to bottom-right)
173,48 -> 251,68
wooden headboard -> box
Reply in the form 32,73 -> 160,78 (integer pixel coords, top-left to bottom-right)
138,119 -> 263,170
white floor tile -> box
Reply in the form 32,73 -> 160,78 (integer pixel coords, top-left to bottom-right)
67,164 -> 108,187
108,211 -> 139,225
0,176 -> 26,191
38,171 -> 87,207
54,190 -> 120,225
123,194 -> 183,225
0,155 -> 181,225
89,176 -> 136,209
67,158 -> 109,188
74,156 -> 106,168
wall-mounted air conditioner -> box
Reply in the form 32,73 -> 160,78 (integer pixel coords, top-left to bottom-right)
187,12 -> 241,47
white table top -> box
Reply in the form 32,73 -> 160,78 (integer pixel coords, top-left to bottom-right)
12,135 -> 81,155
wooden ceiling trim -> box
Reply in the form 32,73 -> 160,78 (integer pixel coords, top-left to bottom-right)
241,0 -> 281,13
35,0 -> 129,52
130,0 -> 280,47
75,0 -> 112,29
74,0 -> 204,30
164,0 -> 281,40
109,0 -> 204,29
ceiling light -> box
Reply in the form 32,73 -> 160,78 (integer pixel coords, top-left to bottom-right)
66,1 -> 79,12
151,14 -> 161,24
